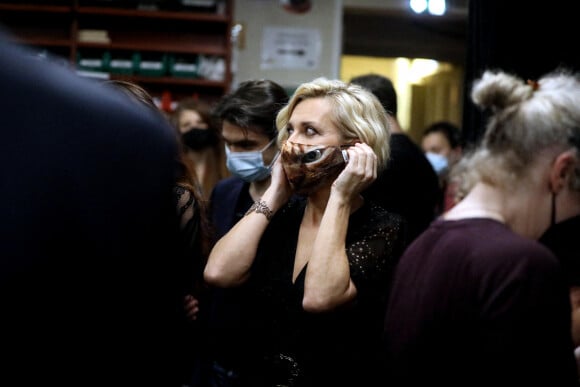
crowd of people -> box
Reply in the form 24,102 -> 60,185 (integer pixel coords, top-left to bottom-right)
2,27 -> 580,387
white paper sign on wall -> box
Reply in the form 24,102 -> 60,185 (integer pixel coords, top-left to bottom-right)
260,26 -> 321,70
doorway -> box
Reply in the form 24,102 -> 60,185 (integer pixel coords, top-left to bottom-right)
341,3 -> 467,143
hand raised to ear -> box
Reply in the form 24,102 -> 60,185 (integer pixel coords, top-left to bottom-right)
332,142 -> 377,199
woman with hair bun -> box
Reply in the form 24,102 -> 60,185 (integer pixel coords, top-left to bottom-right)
383,68 -> 580,387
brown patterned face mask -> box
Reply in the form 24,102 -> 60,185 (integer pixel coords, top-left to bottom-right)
281,141 -> 350,195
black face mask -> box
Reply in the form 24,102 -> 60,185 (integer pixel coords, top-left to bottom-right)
539,214 -> 580,286
181,128 -> 219,150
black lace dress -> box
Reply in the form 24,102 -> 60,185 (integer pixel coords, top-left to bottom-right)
242,197 -> 407,387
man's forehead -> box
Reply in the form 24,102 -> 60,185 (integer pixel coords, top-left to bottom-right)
223,121 -> 269,141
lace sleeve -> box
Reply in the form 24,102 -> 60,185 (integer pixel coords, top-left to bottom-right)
173,185 -> 202,257
346,203 -> 406,299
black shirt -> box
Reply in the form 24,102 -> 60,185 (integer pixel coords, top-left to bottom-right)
363,133 -> 441,244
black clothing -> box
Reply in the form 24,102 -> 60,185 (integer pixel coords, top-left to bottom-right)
202,177 -> 254,385
0,34 -> 182,386
244,198 -> 406,387
384,218 -> 579,387
363,133 -> 441,244
210,177 -> 253,240
540,215 -> 580,287
174,185 -> 208,386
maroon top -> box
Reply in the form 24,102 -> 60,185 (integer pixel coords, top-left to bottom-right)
383,218 -> 579,387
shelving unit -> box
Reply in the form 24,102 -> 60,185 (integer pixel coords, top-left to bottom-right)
0,0 -> 234,106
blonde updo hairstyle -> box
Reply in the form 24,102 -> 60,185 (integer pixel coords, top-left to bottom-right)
276,77 -> 391,172
458,68 -> 580,193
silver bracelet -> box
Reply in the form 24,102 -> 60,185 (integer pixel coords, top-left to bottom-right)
245,200 -> 274,221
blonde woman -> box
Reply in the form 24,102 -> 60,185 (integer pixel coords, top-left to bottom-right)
205,78 -> 406,386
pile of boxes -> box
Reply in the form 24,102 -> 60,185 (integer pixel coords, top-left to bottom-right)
76,50 -> 224,80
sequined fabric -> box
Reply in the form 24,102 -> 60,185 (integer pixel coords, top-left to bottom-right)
243,197 -> 407,386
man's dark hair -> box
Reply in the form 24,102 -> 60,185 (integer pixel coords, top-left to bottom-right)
350,73 -> 397,117
212,79 -> 289,139
422,121 -> 463,149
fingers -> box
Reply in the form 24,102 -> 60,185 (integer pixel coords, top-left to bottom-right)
332,142 -> 377,197
184,294 -> 200,321
345,143 -> 377,181
268,151 -> 293,202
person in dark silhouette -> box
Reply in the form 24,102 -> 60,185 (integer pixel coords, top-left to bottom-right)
0,31 -> 184,386
350,73 -> 441,243
540,214 -> 580,377
105,79 -> 212,387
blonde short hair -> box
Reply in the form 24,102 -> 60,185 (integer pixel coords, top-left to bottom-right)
461,68 -> 580,192
276,77 -> 391,172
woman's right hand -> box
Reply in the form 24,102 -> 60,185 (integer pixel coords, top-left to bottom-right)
267,152 -> 293,206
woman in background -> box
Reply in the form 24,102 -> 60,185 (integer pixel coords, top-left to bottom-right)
171,97 -> 229,200
383,68 -> 580,387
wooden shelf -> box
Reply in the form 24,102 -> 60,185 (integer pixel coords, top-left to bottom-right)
77,36 -> 227,55
112,74 -> 227,88
1,0 -> 233,103
0,4 -> 72,13
77,6 -> 230,22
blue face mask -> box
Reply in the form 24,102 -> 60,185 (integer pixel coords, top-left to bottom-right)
425,152 -> 449,175
225,138 -> 278,182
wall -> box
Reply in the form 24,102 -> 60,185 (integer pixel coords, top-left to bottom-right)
408,68 -> 464,142
341,55 -> 463,137
340,55 -> 411,129
232,0 -> 465,143
232,0 -> 342,90
343,0 -> 408,11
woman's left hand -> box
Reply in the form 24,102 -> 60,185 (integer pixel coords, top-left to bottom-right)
332,142 -> 377,199
184,294 -> 200,321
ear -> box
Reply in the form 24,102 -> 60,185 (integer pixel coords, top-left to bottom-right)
550,150 -> 576,193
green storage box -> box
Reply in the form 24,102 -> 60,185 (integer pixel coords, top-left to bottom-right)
168,54 -> 199,78
135,52 -> 168,76
109,51 -> 138,75
76,51 -> 110,72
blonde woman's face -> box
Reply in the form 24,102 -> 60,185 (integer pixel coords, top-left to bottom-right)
285,98 -> 342,147
178,109 -> 208,133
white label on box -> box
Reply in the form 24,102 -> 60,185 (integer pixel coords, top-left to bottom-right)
110,60 -> 132,69
174,63 -> 197,72
141,62 -> 163,70
79,59 -> 102,67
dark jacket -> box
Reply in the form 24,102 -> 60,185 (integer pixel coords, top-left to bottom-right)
0,32 -> 182,387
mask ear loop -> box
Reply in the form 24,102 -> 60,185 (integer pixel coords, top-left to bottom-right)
267,150 -> 281,169
261,137 -> 277,152
551,191 -> 557,226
